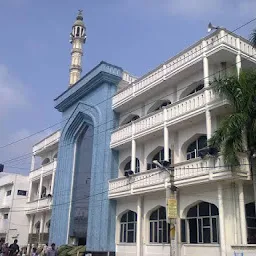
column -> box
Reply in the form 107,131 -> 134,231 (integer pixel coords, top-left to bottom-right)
131,139 -> 136,172
29,214 -> 34,234
163,108 -> 169,162
238,182 -> 247,244
30,154 -> 35,171
236,37 -> 241,76
40,214 -> 45,244
50,170 -> 55,195
202,40 -> 212,140
136,196 -> 142,256
27,181 -> 33,202
38,174 -> 43,200
218,184 -> 226,256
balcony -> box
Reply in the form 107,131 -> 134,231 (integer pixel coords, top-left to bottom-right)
111,88 -> 224,148
112,29 -> 256,110
108,155 -> 250,199
30,161 -> 56,180
33,130 -> 61,154
26,197 -> 52,214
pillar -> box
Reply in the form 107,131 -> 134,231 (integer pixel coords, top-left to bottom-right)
202,40 -> 212,140
131,139 -> 136,172
28,181 -> 33,202
163,108 -> 169,162
30,154 -> 35,171
238,182 -> 247,244
38,174 -> 43,200
40,214 -> 45,244
136,196 -> 142,256
218,184 -> 226,256
51,170 -> 55,195
29,214 -> 34,234
236,37 -> 241,76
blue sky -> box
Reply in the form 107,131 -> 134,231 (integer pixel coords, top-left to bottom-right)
0,0 -> 255,174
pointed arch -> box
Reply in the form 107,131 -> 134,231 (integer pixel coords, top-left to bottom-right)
179,81 -> 204,99
146,146 -> 172,170
120,156 -> 140,174
147,99 -> 171,114
181,133 -> 207,161
42,158 -> 50,165
120,114 -> 140,126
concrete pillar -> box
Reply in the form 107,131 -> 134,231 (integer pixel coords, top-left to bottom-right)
163,108 -> 169,162
30,154 -> 35,171
28,181 -> 33,202
131,139 -> 136,172
38,174 -> 43,200
51,170 -> 55,195
136,196 -> 142,256
238,182 -> 247,244
29,214 -> 34,234
236,37 -> 241,76
218,184 -> 226,256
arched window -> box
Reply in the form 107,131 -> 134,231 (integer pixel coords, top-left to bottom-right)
120,211 -> 137,243
149,207 -> 170,243
41,186 -> 47,198
182,202 -> 219,244
53,153 -> 58,159
246,202 -> 256,244
186,136 -> 207,160
121,115 -> 140,126
148,100 -> 171,114
46,220 -> 51,233
76,27 -> 80,36
41,158 -> 50,165
35,221 -> 40,234
188,84 -> 204,95
147,148 -> 172,170
124,158 -> 140,173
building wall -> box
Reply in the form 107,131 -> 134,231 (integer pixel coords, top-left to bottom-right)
50,69 -> 121,252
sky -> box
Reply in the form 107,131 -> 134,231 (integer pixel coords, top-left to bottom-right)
0,0 -> 256,174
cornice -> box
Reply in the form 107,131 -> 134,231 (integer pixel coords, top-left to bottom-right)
55,61 -> 123,112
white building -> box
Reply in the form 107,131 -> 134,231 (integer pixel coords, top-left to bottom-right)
0,173 -> 29,246
108,28 -> 256,256
26,130 -> 60,250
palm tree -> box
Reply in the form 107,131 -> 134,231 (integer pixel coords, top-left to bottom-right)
250,29 -> 256,48
209,69 -> 256,216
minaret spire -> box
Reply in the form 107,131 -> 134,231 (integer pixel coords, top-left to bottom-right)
69,10 -> 86,87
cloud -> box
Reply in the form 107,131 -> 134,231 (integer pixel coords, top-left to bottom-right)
0,64 -> 27,120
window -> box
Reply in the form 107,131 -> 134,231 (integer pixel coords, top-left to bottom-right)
189,84 -> 204,95
246,202 -> 256,244
149,207 -> 170,243
6,190 -> 11,196
120,211 -> 137,243
41,186 -> 47,198
147,148 -> 172,170
148,100 -> 171,114
42,158 -> 50,165
3,214 -> 8,220
186,136 -> 207,160
124,158 -> 140,173
17,190 -> 27,196
35,221 -> 40,234
181,202 -> 219,244
121,115 -> 140,125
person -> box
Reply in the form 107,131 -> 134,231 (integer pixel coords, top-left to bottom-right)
31,248 -> 37,256
2,243 -> 9,256
0,238 -> 5,256
9,239 -> 19,256
46,244 -> 57,256
42,243 -> 49,256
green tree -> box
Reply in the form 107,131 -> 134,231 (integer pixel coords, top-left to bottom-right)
209,69 -> 256,209
250,29 -> 256,48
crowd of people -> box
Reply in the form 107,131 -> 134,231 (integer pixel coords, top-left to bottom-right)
0,239 -> 57,256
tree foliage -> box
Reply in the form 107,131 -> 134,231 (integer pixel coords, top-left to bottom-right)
209,69 -> 256,165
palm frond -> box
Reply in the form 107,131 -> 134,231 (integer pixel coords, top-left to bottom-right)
250,29 -> 256,48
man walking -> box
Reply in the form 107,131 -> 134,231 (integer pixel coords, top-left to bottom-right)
9,240 -> 19,256
47,244 -> 57,256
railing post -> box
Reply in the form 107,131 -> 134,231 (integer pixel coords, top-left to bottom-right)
236,37 -> 241,76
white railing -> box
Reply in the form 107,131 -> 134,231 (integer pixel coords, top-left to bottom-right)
30,160 -> 56,180
33,130 -> 61,153
27,197 -> 52,212
122,71 -> 137,84
111,90 -> 207,146
109,156 -> 250,198
113,29 -> 256,108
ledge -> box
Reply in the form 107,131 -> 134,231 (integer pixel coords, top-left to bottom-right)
54,61 -> 123,112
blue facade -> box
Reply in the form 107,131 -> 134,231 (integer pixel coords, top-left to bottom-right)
49,62 -> 121,252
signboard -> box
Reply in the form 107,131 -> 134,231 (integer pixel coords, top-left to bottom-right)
167,198 -> 177,219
